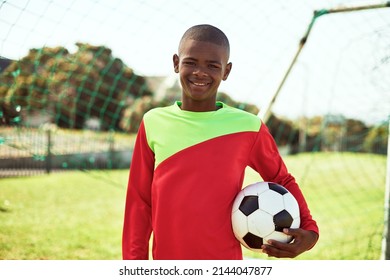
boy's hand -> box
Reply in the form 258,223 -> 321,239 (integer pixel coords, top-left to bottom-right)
261,228 -> 318,258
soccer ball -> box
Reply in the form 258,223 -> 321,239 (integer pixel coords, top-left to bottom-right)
231,181 -> 300,252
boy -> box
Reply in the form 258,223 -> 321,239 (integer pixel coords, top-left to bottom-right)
122,24 -> 319,260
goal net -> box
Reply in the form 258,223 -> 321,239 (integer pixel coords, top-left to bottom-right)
0,0 -> 389,260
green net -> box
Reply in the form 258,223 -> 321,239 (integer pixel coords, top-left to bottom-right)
0,0 -> 389,260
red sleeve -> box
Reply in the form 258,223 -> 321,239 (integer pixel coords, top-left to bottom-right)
122,120 -> 155,259
248,124 -> 319,235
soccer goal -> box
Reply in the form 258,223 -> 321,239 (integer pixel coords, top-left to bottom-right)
258,2 -> 390,260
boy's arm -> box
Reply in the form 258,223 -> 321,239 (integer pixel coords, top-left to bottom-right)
122,120 -> 154,260
248,123 -> 319,236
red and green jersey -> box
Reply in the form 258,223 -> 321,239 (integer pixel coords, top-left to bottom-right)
122,101 -> 318,260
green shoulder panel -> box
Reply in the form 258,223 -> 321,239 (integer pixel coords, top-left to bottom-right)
143,102 -> 261,168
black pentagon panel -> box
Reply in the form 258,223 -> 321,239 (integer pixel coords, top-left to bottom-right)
239,195 -> 259,216
243,232 -> 263,249
268,183 -> 288,195
273,210 -> 293,232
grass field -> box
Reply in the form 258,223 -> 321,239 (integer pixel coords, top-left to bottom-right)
0,152 -> 387,260
0,170 -> 128,259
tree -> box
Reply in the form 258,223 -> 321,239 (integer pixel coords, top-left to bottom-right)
364,121 -> 389,154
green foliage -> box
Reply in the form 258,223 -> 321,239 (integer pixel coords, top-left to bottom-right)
0,44 -> 154,131
363,122 -> 389,154
267,115 -> 387,155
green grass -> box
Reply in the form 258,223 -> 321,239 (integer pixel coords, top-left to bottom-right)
0,152 -> 387,259
0,170 -> 128,259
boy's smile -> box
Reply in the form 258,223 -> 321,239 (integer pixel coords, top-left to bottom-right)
188,77 -> 212,89
173,39 -> 232,112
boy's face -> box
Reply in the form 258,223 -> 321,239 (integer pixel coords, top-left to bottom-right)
173,39 -> 232,111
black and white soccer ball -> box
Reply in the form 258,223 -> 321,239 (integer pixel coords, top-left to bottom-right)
231,181 -> 300,252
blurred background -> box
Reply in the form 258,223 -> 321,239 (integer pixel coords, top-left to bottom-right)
0,0 -> 389,260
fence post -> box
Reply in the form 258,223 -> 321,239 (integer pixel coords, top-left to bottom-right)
108,130 -> 114,169
46,128 -> 52,174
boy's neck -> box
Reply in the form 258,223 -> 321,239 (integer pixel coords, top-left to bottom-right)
179,100 -> 221,112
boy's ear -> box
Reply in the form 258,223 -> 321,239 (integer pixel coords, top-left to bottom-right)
223,62 -> 232,81
173,54 -> 179,73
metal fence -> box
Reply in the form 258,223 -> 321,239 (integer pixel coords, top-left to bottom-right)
0,126 -> 134,178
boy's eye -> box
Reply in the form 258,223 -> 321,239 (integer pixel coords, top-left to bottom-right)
183,61 -> 195,66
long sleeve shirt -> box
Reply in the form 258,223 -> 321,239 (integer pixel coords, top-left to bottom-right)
122,101 -> 319,260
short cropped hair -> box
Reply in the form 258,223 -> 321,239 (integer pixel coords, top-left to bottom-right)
179,24 -> 230,58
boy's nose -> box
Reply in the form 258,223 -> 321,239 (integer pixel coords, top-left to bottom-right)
193,66 -> 208,76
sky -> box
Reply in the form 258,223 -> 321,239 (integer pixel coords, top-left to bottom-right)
0,0 -> 389,125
